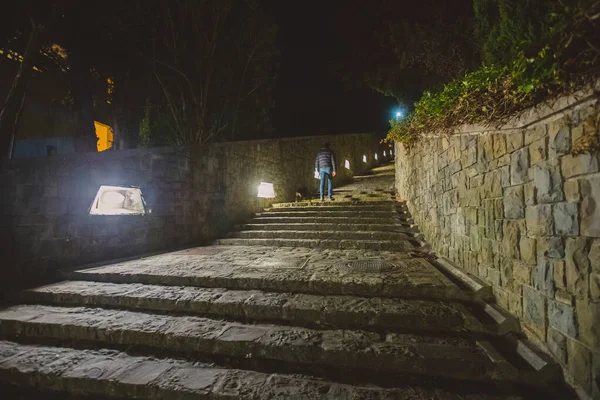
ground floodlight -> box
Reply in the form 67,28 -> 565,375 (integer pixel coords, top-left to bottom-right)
89,186 -> 146,215
257,182 -> 276,198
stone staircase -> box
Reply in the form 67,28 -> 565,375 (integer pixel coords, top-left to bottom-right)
217,190 -> 421,252
0,175 -> 575,399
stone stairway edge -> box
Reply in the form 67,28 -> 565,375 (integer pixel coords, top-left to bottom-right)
0,340 -> 531,400
0,304 -> 554,386
14,281 -> 497,335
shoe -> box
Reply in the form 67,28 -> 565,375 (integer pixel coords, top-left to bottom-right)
329,197 -> 335,201
320,197 -> 324,201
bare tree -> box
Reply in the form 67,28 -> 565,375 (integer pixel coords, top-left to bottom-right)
151,0 -> 277,145
0,1 -> 66,158
230,5 -> 278,140
0,20 -> 39,159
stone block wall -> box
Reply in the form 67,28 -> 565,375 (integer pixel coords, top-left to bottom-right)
1,132 -> 384,288
395,91 -> 599,398
189,133 -> 386,241
1,146 -> 195,288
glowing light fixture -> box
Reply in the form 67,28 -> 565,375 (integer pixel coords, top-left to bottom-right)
375,153 -> 378,160
90,186 -> 146,215
345,160 -> 350,169
363,155 -> 367,163
257,182 -> 275,198
384,151 -> 387,157
390,149 -> 393,155
101,191 -> 125,207
394,108 -> 405,120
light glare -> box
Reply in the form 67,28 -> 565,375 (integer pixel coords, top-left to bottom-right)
90,186 -> 145,215
257,182 -> 275,198
101,191 -> 125,208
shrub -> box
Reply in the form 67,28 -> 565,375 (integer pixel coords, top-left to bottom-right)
387,0 -> 600,148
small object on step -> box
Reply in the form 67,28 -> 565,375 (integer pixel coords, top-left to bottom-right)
295,186 -> 309,202
329,196 -> 335,201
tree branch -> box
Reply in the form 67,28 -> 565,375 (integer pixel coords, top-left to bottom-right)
154,59 -> 199,106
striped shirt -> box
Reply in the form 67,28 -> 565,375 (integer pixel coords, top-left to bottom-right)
315,148 -> 336,172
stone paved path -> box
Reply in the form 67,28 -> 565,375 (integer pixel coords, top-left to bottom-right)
0,163 -> 574,399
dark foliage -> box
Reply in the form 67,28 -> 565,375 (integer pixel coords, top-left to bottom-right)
388,0 -> 600,148
0,0 -> 278,154
332,0 -> 479,106
474,0 -> 554,65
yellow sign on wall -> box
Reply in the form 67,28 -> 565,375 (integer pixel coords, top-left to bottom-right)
95,121 -> 113,152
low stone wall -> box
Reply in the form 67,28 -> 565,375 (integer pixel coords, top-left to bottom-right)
191,133 -> 386,240
1,132 -> 385,288
395,89 -> 599,398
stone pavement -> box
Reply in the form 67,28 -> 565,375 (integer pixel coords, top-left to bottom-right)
0,163 -> 574,399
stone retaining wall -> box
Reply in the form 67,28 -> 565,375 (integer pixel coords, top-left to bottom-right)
1,133 -> 385,287
395,89 -> 599,398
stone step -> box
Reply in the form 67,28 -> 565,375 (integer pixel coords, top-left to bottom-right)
0,340 -> 530,400
271,200 -> 402,208
17,281 -> 494,334
266,205 -> 398,212
237,223 -> 417,234
214,237 -> 417,251
228,230 -> 411,241
333,189 -> 393,195
333,189 -> 394,199
252,216 -> 413,225
320,196 -> 395,203
0,305 -> 544,385
255,210 -> 406,218
61,252 -> 488,302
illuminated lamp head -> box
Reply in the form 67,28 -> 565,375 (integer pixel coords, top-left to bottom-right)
257,182 -> 276,198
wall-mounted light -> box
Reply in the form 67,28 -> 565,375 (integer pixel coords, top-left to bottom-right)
383,151 -> 387,157
89,186 -> 146,215
390,149 -> 393,156
257,182 -> 275,198
345,160 -> 350,169
363,155 -> 367,163
375,153 -> 378,160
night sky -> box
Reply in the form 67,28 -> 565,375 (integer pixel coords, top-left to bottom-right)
270,2 -> 397,137
1,1 -> 399,144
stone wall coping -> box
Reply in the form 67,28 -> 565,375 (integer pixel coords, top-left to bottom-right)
420,80 -> 600,138
1,132 -> 381,169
